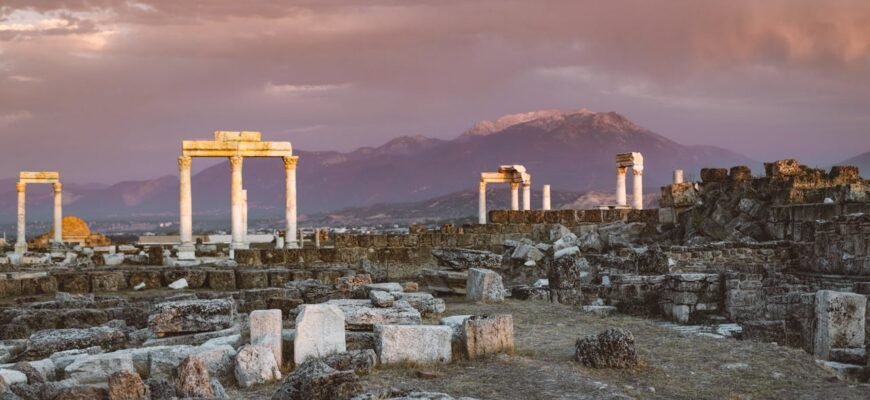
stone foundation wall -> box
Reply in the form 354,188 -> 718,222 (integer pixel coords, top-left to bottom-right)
487,209 -> 659,226
663,241 -> 798,274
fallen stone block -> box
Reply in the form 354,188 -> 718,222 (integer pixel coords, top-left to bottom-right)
421,269 -> 467,295
148,299 -> 236,335
431,248 -> 502,270
147,344 -> 236,381
364,283 -> 403,294
463,315 -> 514,360
235,345 -> 281,388
574,328 -> 638,369
466,268 -> 504,303
294,304 -> 346,365
271,359 -> 361,400
369,291 -> 394,308
322,349 -> 377,375
390,292 -> 445,316
375,325 -> 452,365
582,305 -> 617,317
21,326 -> 126,360
108,370 -> 149,400
168,278 -> 188,290
814,290 -> 866,360
815,360 -> 868,383
250,310 -> 283,367
64,352 -> 136,384
175,355 -> 213,398
326,299 -> 422,331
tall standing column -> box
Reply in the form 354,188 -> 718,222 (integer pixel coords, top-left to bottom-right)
673,169 -> 684,184
522,182 -> 531,211
283,156 -> 298,249
178,156 -> 195,258
542,184 -> 551,210
53,183 -> 63,245
241,189 -> 248,244
230,156 -> 247,250
510,182 -> 519,211
478,181 -> 487,224
632,167 -> 644,209
616,166 -> 628,207
15,183 -> 26,254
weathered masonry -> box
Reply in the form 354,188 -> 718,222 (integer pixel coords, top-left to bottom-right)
479,165 -> 532,224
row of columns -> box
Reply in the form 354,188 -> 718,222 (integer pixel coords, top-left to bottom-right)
477,182 -> 551,224
14,182 -> 63,254
615,166 -> 644,210
178,154 -> 298,259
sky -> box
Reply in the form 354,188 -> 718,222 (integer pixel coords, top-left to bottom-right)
1,0 -> 869,183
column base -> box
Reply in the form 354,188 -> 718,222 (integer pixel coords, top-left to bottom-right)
284,241 -> 299,250
14,242 -> 27,255
177,243 -> 196,260
231,242 -> 250,250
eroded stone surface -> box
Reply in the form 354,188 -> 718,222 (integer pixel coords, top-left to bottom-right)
466,268 -> 504,303
235,345 -> 282,388
375,325 -> 452,365
574,328 -> 638,369
148,299 -> 235,335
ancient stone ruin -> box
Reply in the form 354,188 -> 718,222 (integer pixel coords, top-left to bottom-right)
1,151 -> 869,398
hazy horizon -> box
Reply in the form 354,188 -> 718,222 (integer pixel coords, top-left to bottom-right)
2,0 -> 870,183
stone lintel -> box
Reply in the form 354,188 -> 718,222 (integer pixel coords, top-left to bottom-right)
182,140 -> 292,158
19,171 -> 60,184
616,152 -> 643,167
214,131 -> 262,142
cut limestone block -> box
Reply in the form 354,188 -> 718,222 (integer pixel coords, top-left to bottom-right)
375,325 -> 451,365
250,309 -> 282,367
294,304 -> 346,365
813,290 -> 866,360
466,268 -> 505,303
463,315 -> 514,360
148,299 -> 236,335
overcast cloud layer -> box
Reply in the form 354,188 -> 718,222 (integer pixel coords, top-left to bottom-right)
1,0 -> 869,182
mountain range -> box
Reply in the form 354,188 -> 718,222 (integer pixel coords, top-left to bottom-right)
0,108 -> 817,224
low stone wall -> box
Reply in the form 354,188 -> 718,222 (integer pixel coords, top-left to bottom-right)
487,209 -> 659,226
768,202 -> 870,241
663,241 -> 798,274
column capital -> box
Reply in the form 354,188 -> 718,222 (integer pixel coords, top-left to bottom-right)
617,166 -> 628,175
53,182 -> 62,192
16,182 -> 26,193
510,182 -> 520,190
229,155 -> 243,169
632,168 -> 643,176
178,155 -> 192,169
479,181 -> 487,189
282,156 -> 299,170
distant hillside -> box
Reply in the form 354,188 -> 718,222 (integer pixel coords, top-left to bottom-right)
0,108 -> 756,222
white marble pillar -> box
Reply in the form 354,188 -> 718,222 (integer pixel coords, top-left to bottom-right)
674,169 -> 684,184
298,228 -> 305,248
632,167 -> 644,210
15,183 -> 26,254
542,184 -> 551,210
241,189 -> 248,243
229,156 -> 247,250
510,182 -> 519,211
522,183 -> 531,211
478,181 -> 487,224
178,156 -> 195,257
283,156 -> 298,249
315,228 -> 321,249
616,166 -> 628,207
53,183 -> 62,245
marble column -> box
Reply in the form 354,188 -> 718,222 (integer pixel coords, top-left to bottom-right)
673,169 -> 684,184
241,189 -> 248,244
616,166 -> 628,207
230,156 -> 247,250
478,181 -> 487,224
15,183 -> 26,254
283,156 -> 298,249
632,167 -> 644,209
522,183 -> 531,211
178,156 -> 194,257
53,183 -> 63,245
510,182 -> 520,211
298,228 -> 305,248
315,228 -> 321,249
542,184 -> 551,210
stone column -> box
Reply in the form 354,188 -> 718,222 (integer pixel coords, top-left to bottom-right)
283,156 -> 299,249
616,166 -> 627,207
478,181 -> 487,224
15,183 -> 26,254
229,156 -> 247,250
632,167 -> 644,209
542,184 -> 551,210
298,228 -> 305,248
241,189 -> 248,244
673,169 -> 684,184
178,156 -> 195,258
510,182 -> 519,211
522,182 -> 531,211
53,183 -> 63,245
315,228 -> 321,249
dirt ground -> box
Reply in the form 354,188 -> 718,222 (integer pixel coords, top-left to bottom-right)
234,298 -> 870,400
